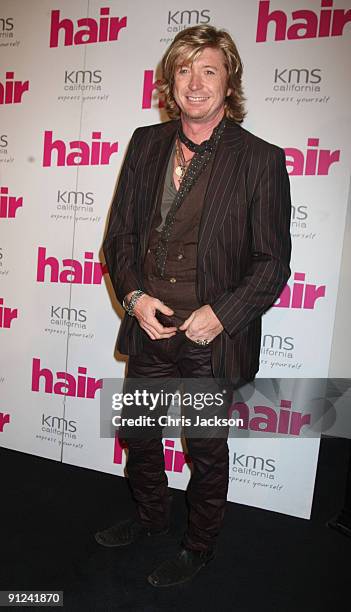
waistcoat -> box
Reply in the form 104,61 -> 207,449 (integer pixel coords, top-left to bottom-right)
142,146 -> 214,322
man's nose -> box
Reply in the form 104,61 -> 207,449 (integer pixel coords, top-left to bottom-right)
188,72 -> 202,90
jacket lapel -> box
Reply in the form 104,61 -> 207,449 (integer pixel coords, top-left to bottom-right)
140,121 -> 179,259
197,120 -> 246,264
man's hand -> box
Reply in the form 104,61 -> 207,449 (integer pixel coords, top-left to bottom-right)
178,305 -> 224,343
125,291 -> 177,340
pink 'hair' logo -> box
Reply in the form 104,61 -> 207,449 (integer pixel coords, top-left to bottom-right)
42,131 -> 118,167
284,138 -> 340,175
0,72 -> 29,104
0,413 -> 10,432
36,247 -> 107,285
256,0 -> 351,43
0,297 -> 17,328
49,8 -> 127,48
114,436 -> 191,472
0,186 -> 22,217
274,272 -> 326,309
229,399 -> 311,436
31,358 -> 103,398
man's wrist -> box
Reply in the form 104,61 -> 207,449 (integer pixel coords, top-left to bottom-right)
123,291 -> 137,309
123,290 -> 145,316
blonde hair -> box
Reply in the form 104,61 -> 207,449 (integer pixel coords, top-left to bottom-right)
160,25 -> 246,123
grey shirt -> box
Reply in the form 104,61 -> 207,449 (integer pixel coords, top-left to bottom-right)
155,143 -> 177,232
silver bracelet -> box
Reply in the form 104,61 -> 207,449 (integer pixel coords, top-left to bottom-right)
123,290 -> 145,317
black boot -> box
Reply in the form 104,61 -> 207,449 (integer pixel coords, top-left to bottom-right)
147,547 -> 215,587
95,518 -> 169,548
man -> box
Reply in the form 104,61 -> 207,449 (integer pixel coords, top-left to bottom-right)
97,25 -> 291,587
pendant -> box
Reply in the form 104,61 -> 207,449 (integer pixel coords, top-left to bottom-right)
175,165 -> 183,177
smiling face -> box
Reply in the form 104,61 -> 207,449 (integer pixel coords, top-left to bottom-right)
173,46 -> 231,124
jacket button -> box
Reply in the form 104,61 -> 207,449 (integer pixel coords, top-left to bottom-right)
169,277 -> 177,284
177,253 -> 183,260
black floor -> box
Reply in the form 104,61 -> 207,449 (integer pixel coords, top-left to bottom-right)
0,438 -> 350,612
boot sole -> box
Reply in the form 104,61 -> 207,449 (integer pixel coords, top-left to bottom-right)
147,554 -> 215,587
94,532 -> 133,547
94,527 -> 170,548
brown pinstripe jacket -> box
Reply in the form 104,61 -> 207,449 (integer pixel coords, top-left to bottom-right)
103,118 -> 292,385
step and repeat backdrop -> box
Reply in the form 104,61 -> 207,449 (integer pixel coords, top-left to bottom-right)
1,0 -> 350,518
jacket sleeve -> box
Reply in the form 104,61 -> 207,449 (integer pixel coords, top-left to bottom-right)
102,130 -> 141,305
211,147 -> 292,338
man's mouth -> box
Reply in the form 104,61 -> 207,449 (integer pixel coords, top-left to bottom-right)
186,96 -> 209,102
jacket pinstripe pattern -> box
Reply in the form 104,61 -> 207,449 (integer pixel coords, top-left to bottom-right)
103,118 -> 292,384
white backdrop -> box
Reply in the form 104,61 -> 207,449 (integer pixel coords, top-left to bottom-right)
1,0 -> 350,519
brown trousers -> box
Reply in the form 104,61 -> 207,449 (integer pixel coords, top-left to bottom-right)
121,317 -> 231,553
